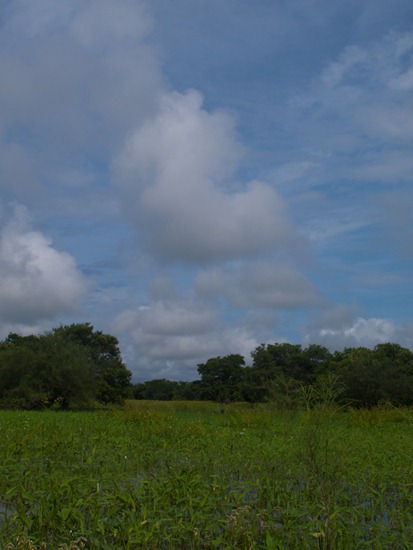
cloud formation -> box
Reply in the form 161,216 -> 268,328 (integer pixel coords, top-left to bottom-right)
195,263 -> 320,310
115,90 -> 300,263
0,1 -> 412,381
305,317 -> 398,350
292,30 -> 413,178
114,301 -> 259,380
0,0 -> 162,199
0,205 -> 89,325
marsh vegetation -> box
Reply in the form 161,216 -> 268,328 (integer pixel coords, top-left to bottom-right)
1,400 -> 413,548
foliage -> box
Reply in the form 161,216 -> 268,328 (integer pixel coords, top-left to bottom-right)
187,342 -> 413,408
6,329 -> 412,410
134,379 -> 178,400
0,324 -> 132,409
197,354 -> 246,402
52,323 -> 132,404
251,342 -> 330,383
132,379 -> 202,401
331,343 -> 413,407
1,402 -> 413,548
244,343 -> 333,404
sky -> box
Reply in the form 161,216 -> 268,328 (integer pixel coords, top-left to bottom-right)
0,0 -> 413,381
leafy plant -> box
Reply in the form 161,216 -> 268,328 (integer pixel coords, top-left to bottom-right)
1,402 -> 413,547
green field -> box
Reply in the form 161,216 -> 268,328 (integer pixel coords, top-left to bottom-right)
1,401 -> 413,549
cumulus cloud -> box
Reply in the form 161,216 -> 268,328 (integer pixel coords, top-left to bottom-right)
305,316 -> 397,350
0,0 -> 162,197
114,89 -> 300,263
112,257 -> 321,379
0,205 -> 89,324
123,301 -> 216,338
113,299 -> 259,380
195,262 -> 320,310
2,0 -> 409,380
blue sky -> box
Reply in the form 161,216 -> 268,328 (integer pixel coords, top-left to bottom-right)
0,0 -> 413,381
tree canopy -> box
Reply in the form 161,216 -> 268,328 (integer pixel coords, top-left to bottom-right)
0,323 -> 132,409
134,342 -> 413,408
197,354 -> 246,403
3,325 -> 412,409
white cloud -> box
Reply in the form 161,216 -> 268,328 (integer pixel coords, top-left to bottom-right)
125,301 -> 216,337
320,45 -> 368,88
0,0 -> 162,199
70,0 -> 152,48
0,320 -> 53,341
286,29 -> 413,276
234,264 -> 320,309
111,257 -> 321,379
0,205 -> 89,324
292,30 -> 413,160
305,316 -> 397,350
113,300 -> 259,380
1,0 -> 411,380
114,89 -> 300,263
195,262 -> 320,310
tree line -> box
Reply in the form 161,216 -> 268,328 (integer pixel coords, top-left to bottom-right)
133,342 -> 413,408
0,323 -> 132,409
1,325 -> 412,409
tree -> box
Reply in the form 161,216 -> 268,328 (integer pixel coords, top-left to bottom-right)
302,344 -> 332,379
0,332 -> 95,408
331,344 -> 413,407
133,379 -> 180,400
52,323 -> 132,404
248,343 -> 332,402
37,332 -> 95,408
197,354 -> 245,403
0,323 -> 132,409
0,339 -> 42,408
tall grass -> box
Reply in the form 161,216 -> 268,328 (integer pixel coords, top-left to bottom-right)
0,401 -> 413,548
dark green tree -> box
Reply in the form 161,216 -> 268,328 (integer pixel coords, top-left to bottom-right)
133,379 -> 180,400
197,354 -> 245,403
52,323 -> 132,404
248,343 -> 332,402
176,380 -> 202,400
0,332 -> 95,408
332,344 -> 413,407
0,323 -> 132,409
0,339 -> 43,408
37,332 -> 95,408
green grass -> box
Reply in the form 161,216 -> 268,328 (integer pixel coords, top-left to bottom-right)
1,401 -> 413,548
